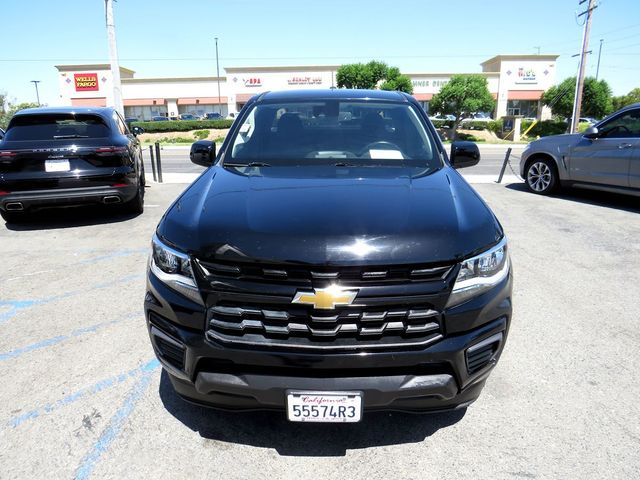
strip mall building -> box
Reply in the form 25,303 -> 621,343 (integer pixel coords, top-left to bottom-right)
56,54 -> 558,121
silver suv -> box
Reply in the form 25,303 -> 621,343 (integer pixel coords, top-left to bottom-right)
520,103 -> 640,196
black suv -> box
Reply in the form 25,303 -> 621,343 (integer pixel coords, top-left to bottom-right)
145,90 -> 512,422
0,107 -> 145,222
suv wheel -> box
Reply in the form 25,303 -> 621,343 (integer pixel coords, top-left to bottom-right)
525,158 -> 558,195
123,171 -> 145,214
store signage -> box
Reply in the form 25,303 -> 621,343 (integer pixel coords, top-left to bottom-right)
516,67 -> 537,84
244,78 -> 262,87
287,76 -> 322,86
411,79 -> 449,88
74,73 -> 99,91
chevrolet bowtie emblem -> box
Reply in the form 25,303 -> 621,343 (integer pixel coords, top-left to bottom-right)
292,287 -> 358,310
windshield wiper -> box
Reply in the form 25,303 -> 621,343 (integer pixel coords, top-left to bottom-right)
334,162 -> 359,167
225,162 -> 271,167
53,134 -> 89,139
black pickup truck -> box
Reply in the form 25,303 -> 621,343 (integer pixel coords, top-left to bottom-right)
145,89 -> 512,423
0,107 -> 145,222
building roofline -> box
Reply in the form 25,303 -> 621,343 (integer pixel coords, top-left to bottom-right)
55,64 -> 136,75
480,54 -> 559,66
225,65 -> 340,73
408,72 -> 499,77
122,76 -> 226,83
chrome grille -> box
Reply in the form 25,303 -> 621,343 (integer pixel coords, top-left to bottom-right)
206,303 -> 444,351
198,259 -> 454,351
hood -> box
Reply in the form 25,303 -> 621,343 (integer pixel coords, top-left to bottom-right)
529,133 -> 582,150
158,166 -> 502,266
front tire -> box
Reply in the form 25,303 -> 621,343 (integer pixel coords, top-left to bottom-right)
525,158 -> 558,195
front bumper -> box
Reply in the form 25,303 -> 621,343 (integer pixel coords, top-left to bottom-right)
144,268 -> 512,413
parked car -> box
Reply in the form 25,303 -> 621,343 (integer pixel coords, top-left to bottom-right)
0,128 -> 4,141
0,107 -> 146,222
429,114 -> 456,122
151,115 -> 169,122
145,89 -> 512,422
179,113 -> 198,121
566,117 -> 598,125
520,103 -> 640,196
204,112 -> 223,120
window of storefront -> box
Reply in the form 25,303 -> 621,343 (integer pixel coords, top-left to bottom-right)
507,100 -> 538,118
124,106 -> 167,121
178,104 -> 227,117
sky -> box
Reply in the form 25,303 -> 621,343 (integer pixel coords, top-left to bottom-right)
1,0 -> 639,106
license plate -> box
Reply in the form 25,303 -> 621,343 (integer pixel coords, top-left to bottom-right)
286,391 -> 362,423
45,159 -> 70,172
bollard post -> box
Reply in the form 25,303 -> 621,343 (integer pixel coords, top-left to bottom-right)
496,147 -> 512,184
154,142 -> 163,183
149,145 -> 157,182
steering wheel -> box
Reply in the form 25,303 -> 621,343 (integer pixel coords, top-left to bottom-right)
359,141 -> 401,156
603,125 -> 631,137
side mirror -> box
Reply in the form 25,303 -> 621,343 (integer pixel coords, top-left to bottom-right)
131,126 -> 145,136
450,141 -> 480,169
190,140 -> 216,167
583,126 -> 599,139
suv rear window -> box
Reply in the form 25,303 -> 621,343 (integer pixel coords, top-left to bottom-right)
4,114 -> 110,141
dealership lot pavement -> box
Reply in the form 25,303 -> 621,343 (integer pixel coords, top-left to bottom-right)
1,179 -> 639,479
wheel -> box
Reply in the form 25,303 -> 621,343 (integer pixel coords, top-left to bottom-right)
122,171 -> 145,214
525,158 -> 558,195
1,209 -> 27,224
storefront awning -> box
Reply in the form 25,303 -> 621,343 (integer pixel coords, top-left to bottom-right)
70,97 -> 107,107
412,94 -> 433,101
177,97 -> 228,105
508,90 -> 543,100
123,98 -> 165,106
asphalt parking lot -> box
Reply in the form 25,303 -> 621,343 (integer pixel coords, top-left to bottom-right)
1,179 -> 639,479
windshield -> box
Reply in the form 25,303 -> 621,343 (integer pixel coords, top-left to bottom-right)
226,100 -> 440,169
5,114 -> 110,141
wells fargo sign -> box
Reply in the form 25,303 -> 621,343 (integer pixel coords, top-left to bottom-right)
74,73 -> 99,91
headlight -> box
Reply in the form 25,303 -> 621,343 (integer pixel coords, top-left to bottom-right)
150,233 -> 203,305
446,237 -> 510,308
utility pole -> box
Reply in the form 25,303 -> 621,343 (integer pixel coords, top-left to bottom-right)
30,80 -> 41,106
215,37 -> 222,115
105,0 -> 124,116
570,0 -> 597,134
596,39 -> 604,80
534,46 -> 540,55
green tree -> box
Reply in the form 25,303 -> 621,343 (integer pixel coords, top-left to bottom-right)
612,87 -> 640,111
336,61 -> 388,90
542,77 -> 613,120
429,74 -> 495,138
380,67 -> 413,94
336,61 -> 413,93
0,101 -> 40,130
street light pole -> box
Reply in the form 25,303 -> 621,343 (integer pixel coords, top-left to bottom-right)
30,80 -> 41,106
105,0 -> 124,116
215,37 -> 222,115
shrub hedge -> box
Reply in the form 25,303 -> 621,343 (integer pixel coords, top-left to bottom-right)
523,120 -> 569,137
132,119 -> 233,133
